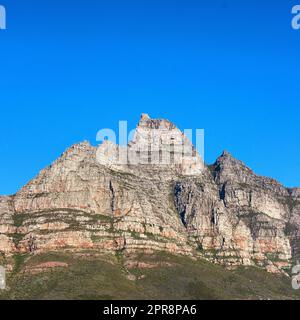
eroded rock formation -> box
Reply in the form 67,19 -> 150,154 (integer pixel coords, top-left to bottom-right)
0,114 -> 299,274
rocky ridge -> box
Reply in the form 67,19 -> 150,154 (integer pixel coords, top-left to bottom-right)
0,114 -> 299,274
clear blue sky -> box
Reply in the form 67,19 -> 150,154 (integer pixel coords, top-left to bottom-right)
0,0 -> 299,194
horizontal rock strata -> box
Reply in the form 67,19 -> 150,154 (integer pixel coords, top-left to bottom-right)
0,114 -> 299,274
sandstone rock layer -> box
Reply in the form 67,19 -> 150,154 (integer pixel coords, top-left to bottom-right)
0,114 -> 299,274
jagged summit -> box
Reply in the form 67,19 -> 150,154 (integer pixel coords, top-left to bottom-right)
213,149 -> 289,194
217,150 -> 243,163
139,113 -> 151,122
220,150 -> 234,158
212,150 -> 251,177
0,114 -> 299,279
138,113 -> 176,130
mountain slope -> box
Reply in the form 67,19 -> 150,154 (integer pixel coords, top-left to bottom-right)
0,114 -> 300,299
1,252 -> 299,300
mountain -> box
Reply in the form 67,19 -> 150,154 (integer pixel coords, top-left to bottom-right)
0,114 -> 300,300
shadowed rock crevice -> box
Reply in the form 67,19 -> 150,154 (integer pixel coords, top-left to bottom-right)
174,183 -> 188,227
109,181 -> 115,213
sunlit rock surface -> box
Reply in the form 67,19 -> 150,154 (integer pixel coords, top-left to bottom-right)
0,114 -> 299,274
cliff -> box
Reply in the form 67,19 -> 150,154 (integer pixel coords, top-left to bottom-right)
0,114 -> 299,276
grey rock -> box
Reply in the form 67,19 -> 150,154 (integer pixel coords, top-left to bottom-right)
0,115 -> 299,274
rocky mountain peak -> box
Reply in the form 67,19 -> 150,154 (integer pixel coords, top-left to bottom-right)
137,113 -> 176,130
52,140 -> 96,169
289,188 -> 300,199
220,150 -> 238,160
139,113 -> 151,122
217,150 -> 245,166
211,150 -> 251,184
212,150 -> 289,197
0,115 -> 299,278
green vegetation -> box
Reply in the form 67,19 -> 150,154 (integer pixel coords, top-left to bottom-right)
10,233 -> 24,246
130,231 -> 142,240
13,214 -> 27,228
203,248 -> 221,259
196,244 -> 203,252
88,214 -> 113,224
13,254 -> 29,274
265,253 -> 288,263
0,251 -> 299,300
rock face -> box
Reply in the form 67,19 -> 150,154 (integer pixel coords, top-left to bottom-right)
0,114 -> 299,274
